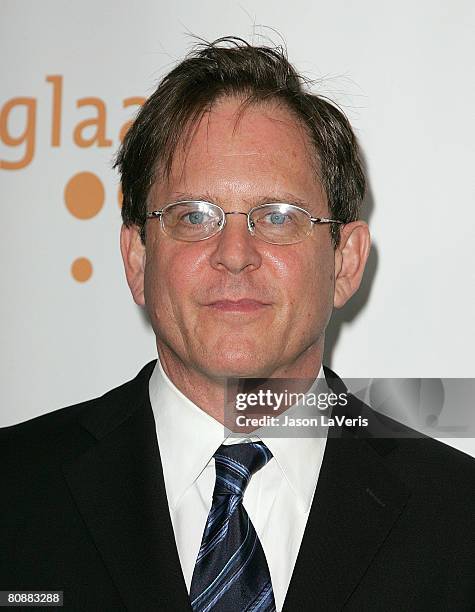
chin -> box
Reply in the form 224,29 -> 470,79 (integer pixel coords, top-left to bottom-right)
201,345 -> 274,379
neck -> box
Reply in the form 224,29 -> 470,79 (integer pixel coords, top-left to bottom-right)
156,341 -> 324,425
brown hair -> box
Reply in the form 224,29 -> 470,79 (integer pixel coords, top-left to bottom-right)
114,36 -> 365,246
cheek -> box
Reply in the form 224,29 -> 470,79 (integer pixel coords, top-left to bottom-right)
266,243 -> 334,299
273,245 -> 335,332
144,242 -> 207,313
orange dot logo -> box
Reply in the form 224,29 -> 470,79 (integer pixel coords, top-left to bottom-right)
71,257 -> 93,282
64,171 -> 104,219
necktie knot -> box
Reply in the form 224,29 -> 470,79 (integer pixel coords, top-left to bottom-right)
213,441 -> 273,497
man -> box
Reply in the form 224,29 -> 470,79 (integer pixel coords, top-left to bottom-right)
1,38 -> 474,611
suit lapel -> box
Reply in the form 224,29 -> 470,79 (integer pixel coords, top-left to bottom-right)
283,372 -> 411,610
62,361 -> 192,611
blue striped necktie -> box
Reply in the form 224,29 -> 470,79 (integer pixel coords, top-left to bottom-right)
190,441 -> 276,612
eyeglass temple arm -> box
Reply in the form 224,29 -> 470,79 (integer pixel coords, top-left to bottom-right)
310,217 -> 344,225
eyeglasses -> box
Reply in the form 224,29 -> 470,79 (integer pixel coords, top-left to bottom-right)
145,200 -> 343,245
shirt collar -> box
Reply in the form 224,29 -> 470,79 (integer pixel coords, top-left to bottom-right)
149,357 -> 328,513
257,371 -> 329,513
149,357 -> 225,510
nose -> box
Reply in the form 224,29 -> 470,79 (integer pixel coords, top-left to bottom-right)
208,212 -> 262,274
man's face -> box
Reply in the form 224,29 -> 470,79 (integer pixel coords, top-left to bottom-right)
141,97 -> 336,379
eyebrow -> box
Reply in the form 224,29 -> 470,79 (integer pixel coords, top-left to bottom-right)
167,191 -> 312,208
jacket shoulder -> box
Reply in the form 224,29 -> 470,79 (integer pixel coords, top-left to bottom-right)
324,366 -> 475,485
0,360 -> 157,461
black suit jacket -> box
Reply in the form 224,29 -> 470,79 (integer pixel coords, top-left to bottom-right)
1,361 -> 474,611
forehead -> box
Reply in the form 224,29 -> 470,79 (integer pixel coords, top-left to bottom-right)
152,96 -> 324,207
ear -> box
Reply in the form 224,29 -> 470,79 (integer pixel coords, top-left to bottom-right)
120,224 -> 146,306
333,221 -> 371,309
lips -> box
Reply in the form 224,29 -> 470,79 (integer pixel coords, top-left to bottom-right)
206,299 -> 270,312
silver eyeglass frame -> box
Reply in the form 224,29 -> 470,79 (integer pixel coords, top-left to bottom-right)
145,200 -> 343,244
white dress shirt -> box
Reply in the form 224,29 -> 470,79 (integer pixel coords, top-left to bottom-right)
149,357 -> 329,612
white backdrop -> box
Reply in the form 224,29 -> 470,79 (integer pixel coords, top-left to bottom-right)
1,0 -> 474,456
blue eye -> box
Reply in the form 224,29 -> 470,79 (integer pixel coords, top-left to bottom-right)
186,211 -> 205,224
269,212 -> 287,225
